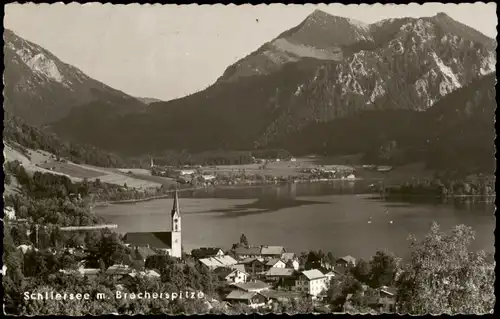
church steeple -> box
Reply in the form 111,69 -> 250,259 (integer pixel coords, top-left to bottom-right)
170,190 -> 182,258
171,190 -> 180,217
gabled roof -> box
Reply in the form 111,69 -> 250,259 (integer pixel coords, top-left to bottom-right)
260,246 -> 285,255
200,255 -> 238,268
266,258 -> 284,266
231,280 -> 270,292
214,255 -> 238,266
123,232 -> 172,249
281,252 -> 296,261
225,290 -> 258,301
338,255 -> 356,264
78,268 -> 100,276
333,265 -> 348,276
231,264 -> 247,273
301,269 -> 325,280
106,264 -> 132,276
234,246 -> 261,255
265,267 -> 295,277
199,257 -> 223,268
134,246 -> 157,260
239,257 -> 264,265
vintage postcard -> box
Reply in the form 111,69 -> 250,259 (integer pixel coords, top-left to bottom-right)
2,2 -> 496,315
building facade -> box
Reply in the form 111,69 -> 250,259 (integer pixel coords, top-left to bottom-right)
123,191 -> 182,258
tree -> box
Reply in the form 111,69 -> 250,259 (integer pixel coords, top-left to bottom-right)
396,223 -> 495,315
369,250 -> 397,288
352,259 -> 372,284
239,234 -> 249,247
304,251 -> 322,270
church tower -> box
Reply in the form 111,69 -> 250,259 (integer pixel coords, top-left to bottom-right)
170,190 -> 182,258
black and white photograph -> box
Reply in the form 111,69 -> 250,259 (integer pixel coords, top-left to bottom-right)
2,2 -> 496,315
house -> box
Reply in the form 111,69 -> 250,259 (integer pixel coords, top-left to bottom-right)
265,258 -> 286,269
118,269 -> 161,288
214,267 -> 248,284
132,246 -> 157,262
106,264 -> 133,279
285,259 -> 300,271
337,255 -> 356,267
378,286 -> 397,312
324,270 -> 337,283
264,268 -> 296,287
224,290 -> 269,309
191,247 -> 224,259
77,268 -> 100,279
231,280 -> 270,293
199,255 -> 238,270
295,269 -> 327,297
265,267 -> 295,277
230,264 -> 247,273
260,246 -> 286,258
332,265 -> 348,278
281,252 -> 295,262
233,246 -> 262,259
238,258 -> 266,275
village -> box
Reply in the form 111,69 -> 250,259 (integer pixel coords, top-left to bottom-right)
150,157 -> 361,188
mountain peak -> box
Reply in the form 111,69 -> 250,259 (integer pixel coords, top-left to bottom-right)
434,12 -> 451,18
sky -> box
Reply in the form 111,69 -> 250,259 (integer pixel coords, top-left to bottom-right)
4,3 -> 498,101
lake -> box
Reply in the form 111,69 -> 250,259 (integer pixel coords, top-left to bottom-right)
95,181 -> 495,260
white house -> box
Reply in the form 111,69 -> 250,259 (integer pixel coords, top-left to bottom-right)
295,269 -> 327,297
265,258 -> 286,269
214,267 -> 248,284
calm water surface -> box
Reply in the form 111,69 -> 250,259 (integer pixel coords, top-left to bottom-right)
95,181 -> 495,260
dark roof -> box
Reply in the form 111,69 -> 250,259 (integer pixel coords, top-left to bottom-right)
239,257 -> 265,265
123,232 -> 172,249
265,268 -> 296,277
234,246 -> 261,255
134,246 -> 158,260
191,247 -> 223,259
261,246 -> 285,255
225,290 -> 258,301
333,265 -> 348,276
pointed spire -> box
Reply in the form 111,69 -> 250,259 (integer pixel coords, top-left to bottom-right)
171,189 -> 180,217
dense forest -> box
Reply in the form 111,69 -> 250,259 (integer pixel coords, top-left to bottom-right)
4,112 -> 129,167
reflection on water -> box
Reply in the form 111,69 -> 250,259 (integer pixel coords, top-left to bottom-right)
96,181 -> 495,260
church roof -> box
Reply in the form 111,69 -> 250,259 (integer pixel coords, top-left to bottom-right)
123,232 -> 172,249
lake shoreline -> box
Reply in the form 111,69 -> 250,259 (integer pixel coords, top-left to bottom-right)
93,177 -> 364,206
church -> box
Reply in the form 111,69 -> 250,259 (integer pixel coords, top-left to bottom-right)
122,190 -> 182,258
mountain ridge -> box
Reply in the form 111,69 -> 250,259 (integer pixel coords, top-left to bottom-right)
3,28 -> 146,126
5,11 -> 496,174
